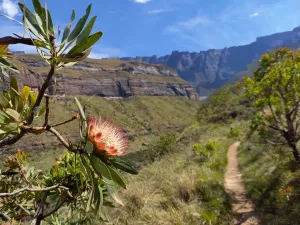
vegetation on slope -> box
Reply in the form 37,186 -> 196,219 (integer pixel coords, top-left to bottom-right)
104,124 -> 234,225
239,133 -> 300,225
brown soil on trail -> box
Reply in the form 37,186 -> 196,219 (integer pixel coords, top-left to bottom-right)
224,142 -> 261,225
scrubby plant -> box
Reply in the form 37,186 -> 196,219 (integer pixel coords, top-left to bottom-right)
147,134 -> 176,161
0,1 -> 138,224
242,47 -> 300,162
228,127 -> 240,140
192,141 -> 216,160
196,85 -> 254,124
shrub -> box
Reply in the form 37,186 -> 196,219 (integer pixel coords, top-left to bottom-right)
228,127 -> 240,140
192,141 -> 216,160
147,134 -> 176,161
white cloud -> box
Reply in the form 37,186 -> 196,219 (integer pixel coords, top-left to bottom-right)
89,46 -> 126,59
249,12 -> 259,18
0,0 -> 19,18
165,15 -> 213,34
89,52 -> 110,59
133,0 -> 150,3
178,16 -> 213,29
148,8 -> 172,14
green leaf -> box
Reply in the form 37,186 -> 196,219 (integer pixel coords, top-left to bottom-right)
17,94 -> 24,113
1,122 -> 18,133
32,0 -> 46,29
28,92 -> 38,108
80,155 -> 93,183
90,155 -> 112,180
103,182 -> 124,206
75,97 -> 87,129
67,4 -> 92,43
93,177 -> 102,210
86,182 -> 94,212
0,57 -> 12,67
36,104 -> 46,117
10,77 -> 19,93
0,95 -> 9,107
0,111 -> 10,124
75,16 -> 97,45
111,158 -> 138,175
45,4 -> 54,35
5,109 -> 20,121
0,67 -> 9,77
33,39 -> 49,49
57,49 -> 91,63
20,86 -> 31,101
108,167 -> 126,188
18,3 -> 46,40
68,32 -> 103,56
85,141 -> 94,154
60,10 -> 76,45
10,78 -> 19,110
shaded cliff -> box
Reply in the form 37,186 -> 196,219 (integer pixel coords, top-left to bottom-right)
120,26 -> 300,95
1,55 -> 197,99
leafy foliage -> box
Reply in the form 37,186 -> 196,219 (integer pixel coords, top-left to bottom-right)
0,77 -> 45,139
192,141 -> 217,161
242,47 -> 300,162
196,85 -> 255,124
0,45 -> 18,77
0,1 -> 137,224
228,127 -> 240,140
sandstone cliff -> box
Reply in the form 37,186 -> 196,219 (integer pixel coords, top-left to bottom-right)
120,26 -> 300,95
1,55 -> 197,100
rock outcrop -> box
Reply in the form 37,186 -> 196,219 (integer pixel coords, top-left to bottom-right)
2,55 -> 197,100
120,26 -> 300,95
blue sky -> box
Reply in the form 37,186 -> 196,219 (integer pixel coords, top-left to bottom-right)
1,0 -> 300,58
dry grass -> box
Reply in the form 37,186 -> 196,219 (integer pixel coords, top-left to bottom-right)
103,124 -> 234,225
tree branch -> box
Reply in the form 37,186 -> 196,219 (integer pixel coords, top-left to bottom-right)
0,185 -> 69,197
27,65 -> 55,124
0,36 -> 35,46
43,95 -> 50,127
47,127 -> 75,152
52,114 -> 78,128
0,132 -> 25,149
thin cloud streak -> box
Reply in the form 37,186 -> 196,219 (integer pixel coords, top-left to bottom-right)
148,8 -> 173,14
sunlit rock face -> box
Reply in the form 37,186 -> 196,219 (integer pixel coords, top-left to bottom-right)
1,55 -> 197,100
120,26 -> 300,95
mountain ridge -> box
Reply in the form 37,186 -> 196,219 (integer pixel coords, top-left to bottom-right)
0,55 -> 197,100
119,26 -> 300,95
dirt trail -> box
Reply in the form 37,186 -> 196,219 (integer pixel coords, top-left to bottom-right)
224,142 -> 260,225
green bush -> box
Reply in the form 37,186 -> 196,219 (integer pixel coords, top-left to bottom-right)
192,141 -> 216,160
147,134 -> 176,162
228,127 -> 240,140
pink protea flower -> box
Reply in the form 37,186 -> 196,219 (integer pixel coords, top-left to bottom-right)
88,117 -> 128,156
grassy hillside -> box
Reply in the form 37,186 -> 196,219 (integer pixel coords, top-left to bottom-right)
104,123 -> 234,225
3,96 -> 199,171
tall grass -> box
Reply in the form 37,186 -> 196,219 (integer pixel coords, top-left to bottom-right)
104,124 -> 234,225
239,131 -> 300,225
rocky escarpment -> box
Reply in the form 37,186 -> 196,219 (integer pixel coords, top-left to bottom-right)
2,55 -> 197,100
120,26 -> 300,95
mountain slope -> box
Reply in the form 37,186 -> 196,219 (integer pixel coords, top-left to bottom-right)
120,26 -> 300,96
1,55 -> 197,99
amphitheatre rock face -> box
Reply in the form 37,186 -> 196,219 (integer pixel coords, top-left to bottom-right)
1,54 -> 197,100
